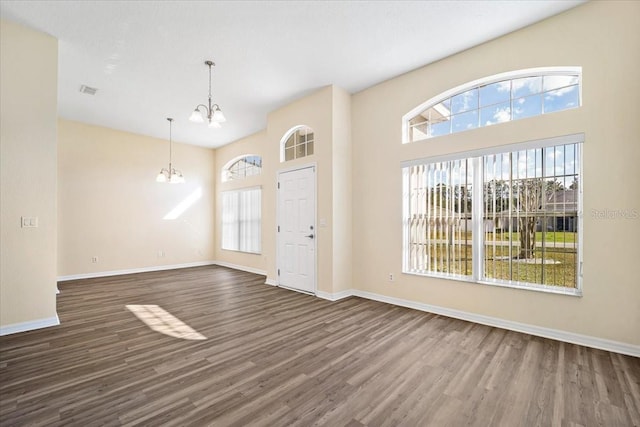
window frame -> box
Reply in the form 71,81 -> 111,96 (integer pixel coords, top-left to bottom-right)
280,125 -> 315,162
221,186 -> 262,254
402,67 -> 582,144
402,133 -> 584,296
221,154 -> 262,183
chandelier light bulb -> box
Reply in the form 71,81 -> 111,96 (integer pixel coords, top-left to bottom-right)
212,106 -> 226,123
189,109 -> 204,123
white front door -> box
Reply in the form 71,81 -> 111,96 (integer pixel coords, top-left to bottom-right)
277,166 -> 316,294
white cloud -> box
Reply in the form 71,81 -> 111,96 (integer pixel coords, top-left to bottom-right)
544,75 -> 578,92
493,107 -> 510,123
547,150 -> 561,160
544,85 -> 577,98
496,81 -> 511,92
512,76 -> 541,96
484,106 -> 511,126
460,89 -> 476,111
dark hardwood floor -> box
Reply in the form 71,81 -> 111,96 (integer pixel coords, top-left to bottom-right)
0,265 -> 638,426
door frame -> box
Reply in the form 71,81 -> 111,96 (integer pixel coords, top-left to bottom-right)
276,163 -> 317,295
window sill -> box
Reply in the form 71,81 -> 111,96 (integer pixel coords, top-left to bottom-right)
221,248 -> 262,255
478,278 -> 582,297
403,270 -> 582,297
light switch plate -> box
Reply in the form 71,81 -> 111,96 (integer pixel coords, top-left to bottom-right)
21,216 -> 39,228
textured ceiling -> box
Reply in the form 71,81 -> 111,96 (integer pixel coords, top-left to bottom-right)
0,0 -> 584,148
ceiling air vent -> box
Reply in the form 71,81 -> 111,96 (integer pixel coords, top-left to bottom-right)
79,85 -> 98,95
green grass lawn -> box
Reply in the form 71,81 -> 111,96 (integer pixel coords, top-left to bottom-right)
431,231 -> 577,244
414,242 -> 577,288
483,245 -> 577,288
487,231 -> 577,244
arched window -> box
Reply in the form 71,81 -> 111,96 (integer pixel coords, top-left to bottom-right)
221,155 -> 262,183
404,67 -> 582,143
281,125 -> 314,162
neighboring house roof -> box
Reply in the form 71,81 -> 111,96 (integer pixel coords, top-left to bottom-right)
545,189 -> 578,213
411,189 -> 578,219
481,189 -> 578,218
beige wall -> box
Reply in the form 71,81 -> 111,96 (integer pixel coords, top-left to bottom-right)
0,20 -> 59,330
58,120 -> 216,276
351,1 -> 640,345
267,86 -> 334,292
215,85 -> 353,295
331,86 -> 353,293
214,130 -> 269,273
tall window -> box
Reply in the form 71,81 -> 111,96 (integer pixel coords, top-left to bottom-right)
403,135 -> 582,294
404,67 -> 581,143
281,126 -> 314,162
222,187 -> 261,254
222,155 -> 262,182
406,159 -> 473,278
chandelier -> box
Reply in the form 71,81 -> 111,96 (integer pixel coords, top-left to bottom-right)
156,118 -> 185,183
189,60 -> 226,128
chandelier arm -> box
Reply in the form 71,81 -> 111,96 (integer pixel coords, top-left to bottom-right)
194,104 -> 210,113
191,60 -> 223,127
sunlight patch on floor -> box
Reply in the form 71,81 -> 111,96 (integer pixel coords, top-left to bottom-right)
126,304 -> 206,340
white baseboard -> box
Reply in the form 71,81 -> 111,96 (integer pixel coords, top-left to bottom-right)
213,261 -> 267,277
0,315 -> 60,336
265,278 -> 277,286
316,289 -> 353,301
57,261 -> 218,282
348,289 -> 639,358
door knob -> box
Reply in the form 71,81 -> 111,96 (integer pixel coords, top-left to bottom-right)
305,234 -> 315,239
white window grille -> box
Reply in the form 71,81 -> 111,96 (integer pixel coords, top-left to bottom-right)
403,135 -> 583,294
281,126 -> 314,162
221,155 -> 262,182
404,67 -> 582,143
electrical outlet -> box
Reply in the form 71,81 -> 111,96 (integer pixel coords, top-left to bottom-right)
389,273 -> 394,282
158,250 -> 165,258
91,256 -> 98,263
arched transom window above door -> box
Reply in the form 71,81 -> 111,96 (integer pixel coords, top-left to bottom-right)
281,125 -> 314,162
